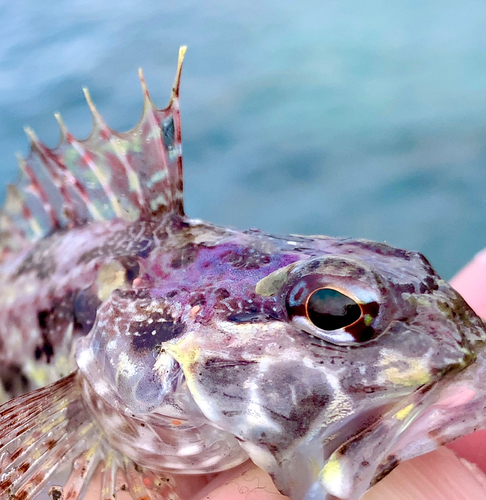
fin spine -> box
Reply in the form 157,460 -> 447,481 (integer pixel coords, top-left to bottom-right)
1,46 -> 188,253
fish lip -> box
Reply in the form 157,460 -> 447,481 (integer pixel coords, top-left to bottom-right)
367,349 -> 486,492
313,350 -> 486,500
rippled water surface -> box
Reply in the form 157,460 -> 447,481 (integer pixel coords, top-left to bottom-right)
1,0 -> 486,277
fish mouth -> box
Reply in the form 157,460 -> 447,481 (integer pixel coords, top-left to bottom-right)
308,346 -> 486,500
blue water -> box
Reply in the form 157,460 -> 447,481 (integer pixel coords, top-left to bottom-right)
1,0 -> 486,278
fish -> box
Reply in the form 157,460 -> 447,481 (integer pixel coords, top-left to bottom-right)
1,46 -> 486,500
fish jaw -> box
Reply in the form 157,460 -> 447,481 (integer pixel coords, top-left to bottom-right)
298,346 -> 486,500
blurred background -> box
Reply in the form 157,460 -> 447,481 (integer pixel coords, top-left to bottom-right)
1,0 -> 486,278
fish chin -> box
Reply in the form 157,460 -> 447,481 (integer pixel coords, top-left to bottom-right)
303,345 -> 486,500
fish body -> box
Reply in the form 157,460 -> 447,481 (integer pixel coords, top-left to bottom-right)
1,48 -> 486,500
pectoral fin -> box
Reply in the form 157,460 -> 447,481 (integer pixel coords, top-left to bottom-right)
0,372 -> 180,500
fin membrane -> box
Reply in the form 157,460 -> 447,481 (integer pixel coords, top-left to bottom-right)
0,47 -> 187,258
0,372 -> 180,500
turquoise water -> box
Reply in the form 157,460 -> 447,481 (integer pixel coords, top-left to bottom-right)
1,0 -> 486,278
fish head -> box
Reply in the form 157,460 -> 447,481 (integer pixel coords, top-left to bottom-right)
159,237 -> 486,499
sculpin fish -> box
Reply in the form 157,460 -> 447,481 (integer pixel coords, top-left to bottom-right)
1,47 -> 486,500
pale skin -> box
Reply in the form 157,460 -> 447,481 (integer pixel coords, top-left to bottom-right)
85,251 -> 486,500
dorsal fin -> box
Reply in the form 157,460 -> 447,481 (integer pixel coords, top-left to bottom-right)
0,46 -> 187,258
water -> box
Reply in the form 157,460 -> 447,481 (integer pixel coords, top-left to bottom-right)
1,0 -> 486,278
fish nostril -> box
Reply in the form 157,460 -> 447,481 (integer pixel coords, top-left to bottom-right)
120,257 -> 141,283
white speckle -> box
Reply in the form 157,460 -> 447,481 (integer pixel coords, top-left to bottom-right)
118,352 -> 138,378
176,443 -> 203,456
302,356 -> 314,368
239,441 -> 275,470
94,381 -> 111,396
77,349 -> 92,370
199,454 -> 231,468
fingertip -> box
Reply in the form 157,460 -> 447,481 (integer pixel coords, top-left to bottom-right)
190,461 -> 290,500
449,248 -> 486,318
364,447 -> 486,500
448,429 -> 486,475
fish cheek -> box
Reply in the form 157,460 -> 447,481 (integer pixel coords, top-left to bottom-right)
191,357 -> 332,452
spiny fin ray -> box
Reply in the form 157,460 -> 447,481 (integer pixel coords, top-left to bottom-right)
0,46 -> 187,260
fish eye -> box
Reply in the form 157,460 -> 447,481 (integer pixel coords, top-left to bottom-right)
285,274 -> 381,346
306,288 -> 362,331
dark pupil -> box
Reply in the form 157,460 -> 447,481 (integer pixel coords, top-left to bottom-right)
307,289 -> 361,331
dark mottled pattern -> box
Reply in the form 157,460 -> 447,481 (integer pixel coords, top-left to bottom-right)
14,237 -> 59,279
35,293 -> 76,363
131,317 -> 185,352
48,486 -> 63,500
115,288 -> 151,302
77,221 -> 156,264
370,455 -> 399,486
73,288 -> 102,335
259,367 -> 330,448
0,364 -> 30,397
220,247 -> 272,270
199,359 -> 257,402
120,257 -> 141,282
335,239 -> 413,261
170,243 -> 200,269
162,117 -> 175,149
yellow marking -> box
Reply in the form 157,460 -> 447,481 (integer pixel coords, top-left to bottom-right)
363,314 -> 373,326
104,452 -> 114,468
25,365 -> 50,387
85,441 -> 98,461
128,170 -> 141,191
385,363 -> 431,387
97,261 -> 126,301
321,456 -> 342,487
163,340 -> 200,368
41,415 -> 64,433
171,46 -> 187,101
380,350 -> 432,387
55,353 -> 76,380
80,422 -> 95,436
395,403 -> 414,421
255,263 -> 295,297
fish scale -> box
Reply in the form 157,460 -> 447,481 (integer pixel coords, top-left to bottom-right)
0,46 -> 486,500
